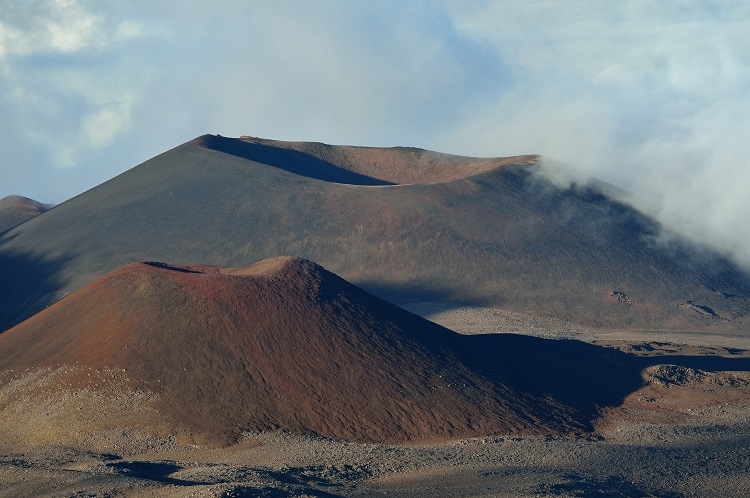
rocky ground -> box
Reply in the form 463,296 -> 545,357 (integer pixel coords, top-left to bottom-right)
2,420 -> 749,497
2,306 -> 749,497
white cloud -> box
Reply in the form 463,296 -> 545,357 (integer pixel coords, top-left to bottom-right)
114,20 -> 145,42
438,0 -> 750,268
0,0 -> 148,169
0,0 -> 104,57
82,99 -> 133,148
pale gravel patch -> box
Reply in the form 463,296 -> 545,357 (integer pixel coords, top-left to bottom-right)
403,301 -> 750,349
0,365 -> 178,454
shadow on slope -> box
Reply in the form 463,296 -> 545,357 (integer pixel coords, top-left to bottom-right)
105,460 -> 350,497
107,461 -> 200,486
199,135 -> 394,186
353,279 -> 463,305
450,334 -> 750,428
0,242 -> 72,333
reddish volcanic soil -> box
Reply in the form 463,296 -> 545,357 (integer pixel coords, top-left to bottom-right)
0,257 -> 645,446
0,195 -> 49,232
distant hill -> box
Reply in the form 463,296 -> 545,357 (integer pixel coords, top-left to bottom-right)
0,134 -> 748,332
0,195 -> 50,233
0,257 -> 643,445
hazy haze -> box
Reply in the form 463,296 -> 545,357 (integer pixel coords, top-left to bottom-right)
1,1 -> 748,267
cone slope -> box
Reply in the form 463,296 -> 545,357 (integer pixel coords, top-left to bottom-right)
0,257 -> 632,444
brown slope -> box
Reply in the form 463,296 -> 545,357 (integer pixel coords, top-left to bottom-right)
0,257 -> 644,445
0,195 -> 50,233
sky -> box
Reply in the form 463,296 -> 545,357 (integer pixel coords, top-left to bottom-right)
1,0 -> 749,268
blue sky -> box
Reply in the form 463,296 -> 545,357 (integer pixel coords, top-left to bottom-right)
1,1 -> 749,266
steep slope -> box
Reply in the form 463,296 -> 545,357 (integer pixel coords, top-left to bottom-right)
0,257 -> 640,445
0,195 -> 50,233
0,134 -> 748,332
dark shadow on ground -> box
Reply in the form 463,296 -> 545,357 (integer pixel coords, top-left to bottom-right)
447,334 -> 644,428
105,461 -> 350,497
0,241 -> 73,333
107,461 -> 200,486
200,135 -> 394,186
445,333 -> 750,431
537,472 -> 684,498
224,486 -> 346,498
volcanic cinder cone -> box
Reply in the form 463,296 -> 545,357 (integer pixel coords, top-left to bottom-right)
1,134 -> 748,332
0,257 -> 641,446
0,195 -> 50,233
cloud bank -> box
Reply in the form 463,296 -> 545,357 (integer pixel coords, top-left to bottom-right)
438,1 -> 750,268
1,1 -> 748,269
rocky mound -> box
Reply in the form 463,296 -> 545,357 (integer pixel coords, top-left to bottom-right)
0,257 -> 642,446
0,195 -> 50,233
